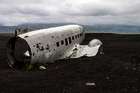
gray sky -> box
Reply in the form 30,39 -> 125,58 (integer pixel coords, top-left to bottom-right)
0,0 -> 140,26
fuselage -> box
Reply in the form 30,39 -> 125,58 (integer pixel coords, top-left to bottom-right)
7,25 -> 85,66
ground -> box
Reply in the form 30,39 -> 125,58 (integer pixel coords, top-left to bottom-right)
0,33 -> 140,93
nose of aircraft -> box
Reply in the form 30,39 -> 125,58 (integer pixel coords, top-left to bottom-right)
14,37 -> 31,62
7,37 -> 31,69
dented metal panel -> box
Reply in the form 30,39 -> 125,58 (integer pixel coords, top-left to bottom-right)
7,25 -> 86,68
20,25 -> 84,63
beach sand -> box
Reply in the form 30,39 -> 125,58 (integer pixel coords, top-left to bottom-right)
0,33 -> 140,93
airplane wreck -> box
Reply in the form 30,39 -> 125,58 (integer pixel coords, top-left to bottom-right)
6,25 -> 103,70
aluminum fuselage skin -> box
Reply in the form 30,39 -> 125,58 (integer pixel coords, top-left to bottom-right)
18,25 -> 85,64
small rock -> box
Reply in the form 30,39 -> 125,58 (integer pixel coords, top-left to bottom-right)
85,82 -> 96,86
39,65 -> 47,70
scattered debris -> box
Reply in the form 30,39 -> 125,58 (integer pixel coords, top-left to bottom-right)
85,82 -> 96,86
24,51 -> 30,57
39,65 -> 47,70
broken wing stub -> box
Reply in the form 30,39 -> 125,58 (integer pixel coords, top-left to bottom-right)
70,39 -> 103,58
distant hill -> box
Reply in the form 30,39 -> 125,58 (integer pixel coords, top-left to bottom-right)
0,23 -> 140,34
84,24 -> 140,34
0,26 -> 17,33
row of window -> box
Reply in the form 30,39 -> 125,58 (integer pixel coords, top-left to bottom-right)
56,33 -> 83,47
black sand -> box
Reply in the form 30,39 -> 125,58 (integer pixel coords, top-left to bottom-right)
0,33 -> 140,93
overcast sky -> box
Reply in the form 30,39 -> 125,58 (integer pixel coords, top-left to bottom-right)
0,0 -> 140,26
